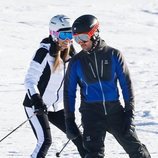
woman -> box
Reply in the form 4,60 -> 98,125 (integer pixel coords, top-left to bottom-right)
23,15 -> 86,158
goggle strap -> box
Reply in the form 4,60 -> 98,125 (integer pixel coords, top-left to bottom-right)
87,22 -> 99,37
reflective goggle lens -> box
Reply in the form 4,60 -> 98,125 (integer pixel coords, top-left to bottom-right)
58,32 -> 73,40
73,34 -> 90,43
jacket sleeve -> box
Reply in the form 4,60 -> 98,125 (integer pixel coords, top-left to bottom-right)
24,43 -> 49,98
113,50 -> 135,111
64,58 -> 78,118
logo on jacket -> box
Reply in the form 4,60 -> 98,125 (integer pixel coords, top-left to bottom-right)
86,136 -> 91,141
104,60 -> 108,64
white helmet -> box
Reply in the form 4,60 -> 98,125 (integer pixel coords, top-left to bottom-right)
49,14 -> 72,40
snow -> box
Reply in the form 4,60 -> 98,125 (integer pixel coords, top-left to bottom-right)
0,0 -> 158,157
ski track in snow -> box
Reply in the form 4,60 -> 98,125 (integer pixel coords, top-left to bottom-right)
0,0 -> 158,157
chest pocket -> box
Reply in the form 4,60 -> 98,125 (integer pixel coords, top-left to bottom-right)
80,50 -> 112,84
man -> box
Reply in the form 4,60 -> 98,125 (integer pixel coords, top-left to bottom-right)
63,14 -> 151,158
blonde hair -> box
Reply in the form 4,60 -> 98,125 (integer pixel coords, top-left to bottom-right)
52,47 -> 70,72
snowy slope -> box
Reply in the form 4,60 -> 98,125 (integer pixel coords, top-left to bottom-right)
0,0 -> 158,157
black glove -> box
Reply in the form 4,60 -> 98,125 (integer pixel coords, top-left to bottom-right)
123,110 -> 135,135
65,115 -> 80,140
31,94 -> 47,115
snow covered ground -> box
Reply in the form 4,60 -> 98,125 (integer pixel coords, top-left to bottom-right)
0,0 -> 158,157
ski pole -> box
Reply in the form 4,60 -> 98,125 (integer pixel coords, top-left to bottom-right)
0,114 -> 35,143
56,139 -> 71,157
56,124 -> 82,157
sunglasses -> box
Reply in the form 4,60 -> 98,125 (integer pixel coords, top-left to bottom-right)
50,31 -> 73,40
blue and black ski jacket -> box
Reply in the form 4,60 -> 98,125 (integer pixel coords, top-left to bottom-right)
64,39 -> 134,116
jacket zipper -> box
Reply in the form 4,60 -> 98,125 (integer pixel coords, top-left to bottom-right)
101,60 -> 104,77
81,78 -> 88,95
52,62 -> 66,112
94,53 -> 107,115
89,63 -> 97,78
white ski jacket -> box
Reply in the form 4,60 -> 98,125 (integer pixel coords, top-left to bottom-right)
23,37 -> 74,112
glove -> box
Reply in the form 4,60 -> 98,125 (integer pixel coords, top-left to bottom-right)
31,94 -> 47,115
65,115 -> 80,140
123,110 -> 135,135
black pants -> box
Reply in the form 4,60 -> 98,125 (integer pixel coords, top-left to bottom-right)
80,103 -> 151,158
25,107 -> 86,158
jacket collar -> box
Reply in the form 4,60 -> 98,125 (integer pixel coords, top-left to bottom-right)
84,38 -> 107,54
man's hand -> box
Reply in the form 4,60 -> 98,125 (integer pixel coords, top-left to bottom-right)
123,110 -> 135,135
65,117 -> 80,140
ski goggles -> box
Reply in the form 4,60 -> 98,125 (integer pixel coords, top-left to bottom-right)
58,32 -> 73,40
51,31 -> 73,40
73,34 -> 90,43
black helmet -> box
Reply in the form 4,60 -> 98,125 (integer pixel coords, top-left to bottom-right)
72,14 -> 99,36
